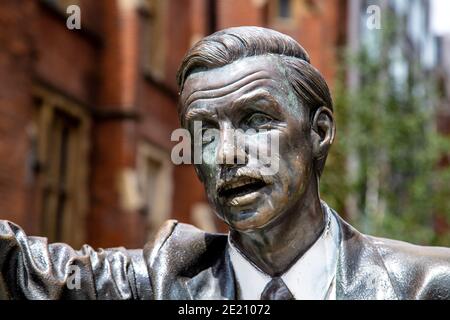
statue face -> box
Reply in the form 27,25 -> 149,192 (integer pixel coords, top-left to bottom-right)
181,55 -> 315,232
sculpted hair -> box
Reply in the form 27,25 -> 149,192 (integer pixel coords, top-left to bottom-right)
177,26 -> 332,111
176,26 -> 333,176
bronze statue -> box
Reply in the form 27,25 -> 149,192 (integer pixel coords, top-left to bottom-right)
0,27 -> 449,300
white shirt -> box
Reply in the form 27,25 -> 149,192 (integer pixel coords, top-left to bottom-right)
228,207 -> 340,300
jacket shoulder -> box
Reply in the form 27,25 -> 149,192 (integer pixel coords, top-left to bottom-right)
142,220 -> 229,299
367,235 -> 450,299
144,220 -> 228,274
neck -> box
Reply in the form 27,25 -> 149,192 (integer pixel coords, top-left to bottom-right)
229,175 -> 325,276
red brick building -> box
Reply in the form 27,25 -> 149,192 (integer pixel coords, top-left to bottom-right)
0,0 -> 346,249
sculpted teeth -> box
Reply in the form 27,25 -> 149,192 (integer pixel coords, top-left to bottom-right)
230,199 -> 239,206
224,177 -> 260,191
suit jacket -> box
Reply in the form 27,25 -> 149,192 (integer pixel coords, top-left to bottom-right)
0,206 -> 449,300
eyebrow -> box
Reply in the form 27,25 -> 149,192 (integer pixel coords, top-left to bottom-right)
184,108 -> 217,125
230,89 -> 281,114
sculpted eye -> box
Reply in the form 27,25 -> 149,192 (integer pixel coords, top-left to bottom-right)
245,113 -> 273,128
192,121 -> 217,146
201,124 -> 217,145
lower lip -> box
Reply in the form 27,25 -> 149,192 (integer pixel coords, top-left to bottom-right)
225,187 -> 267,207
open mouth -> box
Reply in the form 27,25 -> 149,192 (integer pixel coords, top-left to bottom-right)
218,177 -> 267,200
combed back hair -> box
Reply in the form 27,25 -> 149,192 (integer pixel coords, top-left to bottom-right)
176,26 -> 333,114
176,26 -> 333,176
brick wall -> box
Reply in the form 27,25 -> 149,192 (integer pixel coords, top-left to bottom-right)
0,0 -> 346,248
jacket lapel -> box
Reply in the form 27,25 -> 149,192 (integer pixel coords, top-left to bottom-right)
333,212 -> 398,300
185,249 -> 236,300
145,221 -> 235,300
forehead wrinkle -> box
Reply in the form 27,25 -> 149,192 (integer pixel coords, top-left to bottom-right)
183,70 -> 271,107
181,78 -> 282,126
185,77 -> 277,111
183,69 -> 263,103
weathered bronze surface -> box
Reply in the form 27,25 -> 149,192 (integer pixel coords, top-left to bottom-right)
0,26 -> 449,299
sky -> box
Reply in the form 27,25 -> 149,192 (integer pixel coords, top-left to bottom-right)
431,0 -> 450,35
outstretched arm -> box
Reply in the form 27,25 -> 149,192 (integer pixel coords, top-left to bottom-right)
0,220 -> 152,299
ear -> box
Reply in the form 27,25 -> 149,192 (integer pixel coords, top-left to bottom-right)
310,106 -> 335,161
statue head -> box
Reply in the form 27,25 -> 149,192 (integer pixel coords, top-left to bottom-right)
176,26 -> 335,232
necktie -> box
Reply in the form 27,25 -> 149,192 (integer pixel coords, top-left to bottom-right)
260,277 -> 295,300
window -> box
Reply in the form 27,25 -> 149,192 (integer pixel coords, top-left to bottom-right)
140,0 -> 167,80
266,0 -> 297,26
33,86 -> 90,247
137,143 -> 173,241
278,0 -> 292,18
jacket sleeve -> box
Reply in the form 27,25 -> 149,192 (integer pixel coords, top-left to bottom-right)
0,220 -> 152,300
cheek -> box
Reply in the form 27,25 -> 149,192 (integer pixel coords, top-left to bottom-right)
198,164 -> 215,182
289,152 -> 313,194
279,137 -> 313,193
201,142 -> 217,165
196,140 -> 219,178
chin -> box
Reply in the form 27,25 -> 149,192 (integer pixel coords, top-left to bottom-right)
223,207 -> 278,232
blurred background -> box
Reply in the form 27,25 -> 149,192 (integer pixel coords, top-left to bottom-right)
0,0 -> 449,249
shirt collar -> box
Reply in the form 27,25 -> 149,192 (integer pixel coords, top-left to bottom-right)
228,204 -> 340,300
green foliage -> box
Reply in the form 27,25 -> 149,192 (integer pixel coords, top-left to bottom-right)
320,21 -> 450,246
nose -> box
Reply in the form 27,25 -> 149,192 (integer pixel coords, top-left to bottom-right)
216,126 -> 248,166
